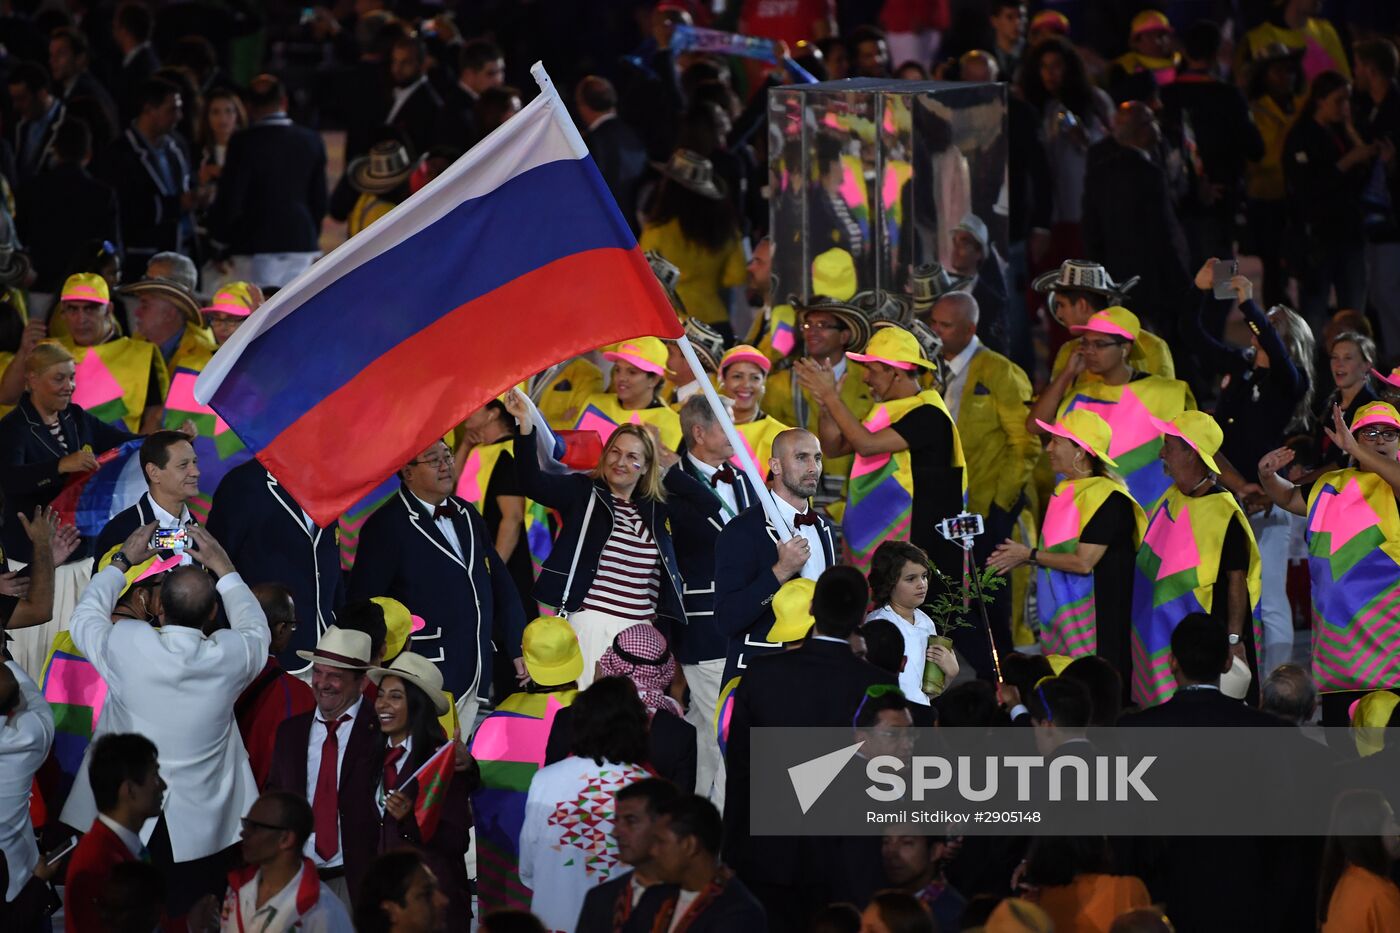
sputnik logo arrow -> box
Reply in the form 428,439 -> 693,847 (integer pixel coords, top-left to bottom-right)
788,742 -> 864,814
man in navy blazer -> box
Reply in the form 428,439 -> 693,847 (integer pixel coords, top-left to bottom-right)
348,439 -> 525,723
665,397 -> 760,802
206,459 -> 344,670
93,430 -> 199,568
713,429 -> 835,687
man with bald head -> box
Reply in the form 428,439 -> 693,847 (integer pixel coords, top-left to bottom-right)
61,521 -> 270,916
714,428 -> 836,685
1082,100 -> 1191,344
930,292 -> 1036,662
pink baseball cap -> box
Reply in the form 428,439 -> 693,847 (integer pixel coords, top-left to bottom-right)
720,344 -> 771,374
1351,401 -> 1400,432
201,282 -> 257,318
1370,367 -> 1400,390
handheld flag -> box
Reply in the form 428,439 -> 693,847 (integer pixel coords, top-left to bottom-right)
406,741 -> 456,841
195,62 -> 683,525
49,440 -> 146,538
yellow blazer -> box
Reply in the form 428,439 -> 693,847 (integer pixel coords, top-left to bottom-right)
953,348 -> 1037,517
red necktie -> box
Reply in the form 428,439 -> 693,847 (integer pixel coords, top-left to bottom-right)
383,745 -> 407,793
709,462 -> 738,487
312,715 -> 350,861
793,510 -> 821,529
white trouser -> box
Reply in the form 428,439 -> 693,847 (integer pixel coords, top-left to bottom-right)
6,558 -> 93,680
682,658 -> 725,805
1250,508 -> 1295,677
567,609 -> 650,689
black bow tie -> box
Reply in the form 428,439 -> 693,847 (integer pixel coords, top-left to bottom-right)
793,510 -> 821,529
710,462 -> 738,487
433,503 -> 455,521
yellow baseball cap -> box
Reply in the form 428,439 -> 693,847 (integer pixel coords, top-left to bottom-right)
373,597 -> 415,661
201,281 -> 257,318
720,344 -> 771,374
766,578 -> 817,643
1070,306 -> 1140,342
522,616 -> 584,687
811,248 -> 857,301
1351,690 -> 1399,758
60,272 -> 110,305
603,336 -> 669,376
1351,401 -> 1400,432
1035,409 -> 1117,467
1131,9 -> 1173,35
846,326 -> 936,372
1150,410 -> 1223,474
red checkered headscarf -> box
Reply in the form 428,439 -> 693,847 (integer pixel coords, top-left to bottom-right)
598,623 -> 683,720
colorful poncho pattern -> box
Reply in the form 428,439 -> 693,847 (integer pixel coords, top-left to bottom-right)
844,389 -> 966,575
1036,477 -> 1145,657
573,393 -> 683,451
1304,469 -> 1400,693
1130,486 -> 1261,707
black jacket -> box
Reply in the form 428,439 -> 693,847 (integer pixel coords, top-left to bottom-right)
1120,686 -> 1288,728
723,638 -> 893,891
98,126 -> 191,259
713,504 -> 836,686
512,432 -> 688,627
207,115 -> 327,255
576,871 -> 675,933
16,162 -> 122,292
662,457 -> 757,665
60,71 -> 119,142
1161,72 -> 1264,203
386,79 -> 443,157
436,83 -> 480,153
348,486 -> 525,698
1283,116 -> 1369,248
585,116 -> 648,232
205,459 -> 345,670
12,100 -> 66,183
114,45 -> 160,126
0,395 -> 133,563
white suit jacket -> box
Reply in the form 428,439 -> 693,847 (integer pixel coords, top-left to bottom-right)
0,661 -> 54,901
60,566 -> 270,862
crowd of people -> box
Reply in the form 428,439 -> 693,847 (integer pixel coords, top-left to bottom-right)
1,0 -> 1400,932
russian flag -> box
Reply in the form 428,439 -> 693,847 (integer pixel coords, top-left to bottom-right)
195,64 -> 682,525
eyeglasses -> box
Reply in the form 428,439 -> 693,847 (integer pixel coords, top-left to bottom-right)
408,451 -> 454,468
1358,428 -> 1400,442
802,321 -> 847,332
240,817 -> 289,834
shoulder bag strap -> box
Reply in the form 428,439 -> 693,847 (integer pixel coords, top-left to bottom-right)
557,489 -> 598,619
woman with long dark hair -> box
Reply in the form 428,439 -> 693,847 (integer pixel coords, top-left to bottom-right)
1317,790 -> 1400,930
506,389 -> 697,687
369,652 -> 473,928
640,150 -> 745,341
1017,37 -> 1112,270
1283,70 -> 1378,329
519,676 -> 652,931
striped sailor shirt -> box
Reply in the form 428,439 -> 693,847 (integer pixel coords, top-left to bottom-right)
580,496 -> 661,621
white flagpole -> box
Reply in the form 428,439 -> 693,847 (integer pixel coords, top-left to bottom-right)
674,336 -> 793,541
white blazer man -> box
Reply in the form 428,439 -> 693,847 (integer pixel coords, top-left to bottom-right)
61,521 -> 269,911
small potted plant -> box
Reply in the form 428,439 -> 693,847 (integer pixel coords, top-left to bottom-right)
920,563 -> 1005,698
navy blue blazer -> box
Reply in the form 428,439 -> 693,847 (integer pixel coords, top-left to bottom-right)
713,503 -> 836,686
512,433 -> 687,626
664,455 -> 758,665
205,459 -> 345,669
348,486 -> 525,699
0,394 -> 133,563
93,492 -> 187,572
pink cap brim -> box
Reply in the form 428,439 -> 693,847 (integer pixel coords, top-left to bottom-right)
134,554 -> 183,583
1352,411 -> 1400,431
1070,319 -> 1136,341
1036,418 -> 1098,459
603,350 -> 666,376
202,301 -> 252,318
410,614 -> 426,633
721,351 -> 771,374
60,289 -> 107,304
1148,414 -> 1218,471
1371,368 -> 1400,390
846,351 -> 918,371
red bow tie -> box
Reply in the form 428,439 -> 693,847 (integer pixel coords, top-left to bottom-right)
710,463 -> 738,487
793,510 -> 820,529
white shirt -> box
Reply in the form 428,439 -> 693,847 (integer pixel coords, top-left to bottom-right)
413,493 -> 463,561
670,888 -> 702,931
674,379 -> 702,404
865,605 -> 937,706
586,112 -> 617,133
305,697 -> 362,869
687,453 -> 739,519
97,813 -> 144,858
148,492 -> 191,528
220,864 -> 354,933
386,75 -> 429,126
0,661 -> 53,901
771,495 -> 827,581
831,356 -> 849,384
941,335 -> 983,420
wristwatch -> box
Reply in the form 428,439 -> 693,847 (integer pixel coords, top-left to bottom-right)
110,551 -> 132,572
1227,633 -> 1241,646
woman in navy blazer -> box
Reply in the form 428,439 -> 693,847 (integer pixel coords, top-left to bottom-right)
505,389 -> 699,685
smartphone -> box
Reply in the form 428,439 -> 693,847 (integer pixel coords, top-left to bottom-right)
44,835 -> 78,867
150,527 -> 188,551
1212,259 -> 1239,300
937,512 -> 985,542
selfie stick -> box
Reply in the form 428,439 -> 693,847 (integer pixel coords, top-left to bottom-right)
937,512 -> 1003,684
